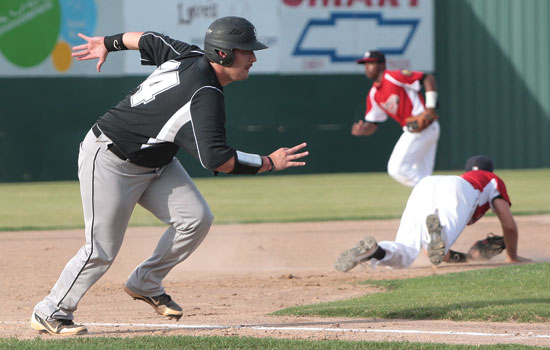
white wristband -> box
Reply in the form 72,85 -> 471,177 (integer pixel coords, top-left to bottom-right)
236,150 -> 262,167
425,91 -> 438,109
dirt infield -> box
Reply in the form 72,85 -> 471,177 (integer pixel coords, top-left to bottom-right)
1,215 -> 549,346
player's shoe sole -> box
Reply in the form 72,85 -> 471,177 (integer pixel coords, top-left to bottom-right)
124,285 -> 183,320
335,236 -> 378,272
426,213 -> 445,265
30,312 -> 87,336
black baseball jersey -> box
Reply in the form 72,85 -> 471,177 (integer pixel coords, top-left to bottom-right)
97,32 -> 236,169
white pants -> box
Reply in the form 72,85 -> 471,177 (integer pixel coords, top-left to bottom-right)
375,176 -> 478,269
387,120 -> 440,187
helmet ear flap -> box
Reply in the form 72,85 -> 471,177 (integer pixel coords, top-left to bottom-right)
215,49 -> 234,66
204,45 -> 234,66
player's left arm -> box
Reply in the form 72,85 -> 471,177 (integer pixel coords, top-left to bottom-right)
492,197 -> 531,262
421,74 -> 438,118
72,32 -> 143,72
182,88 -> 308,175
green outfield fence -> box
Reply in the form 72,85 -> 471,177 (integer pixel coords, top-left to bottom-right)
1,0 -> 549,182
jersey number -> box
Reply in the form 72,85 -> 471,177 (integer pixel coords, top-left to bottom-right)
131,60 -> 181,107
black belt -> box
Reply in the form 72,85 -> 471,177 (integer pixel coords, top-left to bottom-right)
91,124 -> 127,161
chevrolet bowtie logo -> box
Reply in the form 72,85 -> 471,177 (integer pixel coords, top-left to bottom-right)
293,12 -> 419,62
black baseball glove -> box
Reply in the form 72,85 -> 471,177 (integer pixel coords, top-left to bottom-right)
467,233 -> 506,260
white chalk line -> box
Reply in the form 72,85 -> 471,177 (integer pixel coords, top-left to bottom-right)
3,321 -> 550,339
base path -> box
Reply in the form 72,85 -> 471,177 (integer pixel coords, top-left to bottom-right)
1,215 -> 549,346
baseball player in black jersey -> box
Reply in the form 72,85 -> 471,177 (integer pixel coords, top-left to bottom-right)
31,17 -> 308,336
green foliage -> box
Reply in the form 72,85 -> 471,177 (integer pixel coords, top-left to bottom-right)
0,335 -> 545,350
0,169 -> 548,231
276,263 -> 550,323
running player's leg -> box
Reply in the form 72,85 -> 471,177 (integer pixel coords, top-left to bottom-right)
126,159 -> 213,297
414,121 -> 440,181
34,130 -> 154,320
387,121 -> 440,187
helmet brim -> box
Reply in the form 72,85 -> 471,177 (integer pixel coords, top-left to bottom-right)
236,40 -> 268,51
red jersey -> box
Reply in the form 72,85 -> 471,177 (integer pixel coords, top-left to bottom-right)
460,170 -> 511,225
364,69 -> 426,127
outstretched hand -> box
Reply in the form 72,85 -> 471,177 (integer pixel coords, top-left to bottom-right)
351,120 -> 366,136
351,120 -> 377,136
269,142 -> 308,171
72,33 -> 108,72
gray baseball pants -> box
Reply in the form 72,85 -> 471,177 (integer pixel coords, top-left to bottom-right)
34,128 -> 213,320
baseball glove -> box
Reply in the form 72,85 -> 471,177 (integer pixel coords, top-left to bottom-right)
406,112 -> 438,132
467,233 -> 506,260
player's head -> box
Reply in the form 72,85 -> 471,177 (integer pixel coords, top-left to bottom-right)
204,16 -> 268,67
357,50 -> 385,79
464,155 -> 494,172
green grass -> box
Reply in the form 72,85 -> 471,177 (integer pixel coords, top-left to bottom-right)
2,172 -> 549,347
0,169 -> 549,231
0,335 -> 547,350
276,263 -> 550,323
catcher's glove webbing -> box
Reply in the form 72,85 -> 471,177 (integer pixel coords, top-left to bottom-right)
467,233 -> 506,260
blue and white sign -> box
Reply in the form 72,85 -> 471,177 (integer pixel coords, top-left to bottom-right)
279,0 -> 433,74
123,0 -> 433,75
0,0 -> 433,76
293,13 -> 419,62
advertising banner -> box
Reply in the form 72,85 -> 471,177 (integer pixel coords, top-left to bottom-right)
0,0 -> 433,77
279,0 -> 433,73
122,0 -> 279,75
0,0 -> 124,76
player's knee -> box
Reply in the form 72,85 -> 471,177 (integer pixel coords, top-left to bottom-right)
387,166 -> 416,187
198,208 -> 214,231
387,160 -> 402,178
174,205 -> 214,237
197,203 -> 214,227
76,240 -> 113,266
88,247 -> 118,266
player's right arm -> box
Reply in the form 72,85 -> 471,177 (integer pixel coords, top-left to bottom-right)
72,31 -> 197,72
72,32 -> 143,72
352,88 -> 384,136
351,120 -> 378,136
492,198 -> 531,263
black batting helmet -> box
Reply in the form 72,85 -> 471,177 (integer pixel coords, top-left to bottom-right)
204,16 -> 268,66
464,155 -> 494,172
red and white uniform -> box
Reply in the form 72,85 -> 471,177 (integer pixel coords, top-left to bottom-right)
461,170 -> 511,225
372,172 -> 510,269
364,70 -> 440,187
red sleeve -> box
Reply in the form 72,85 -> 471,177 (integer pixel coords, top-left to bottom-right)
493,176 -> 511,206
386,69 -> 425,85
